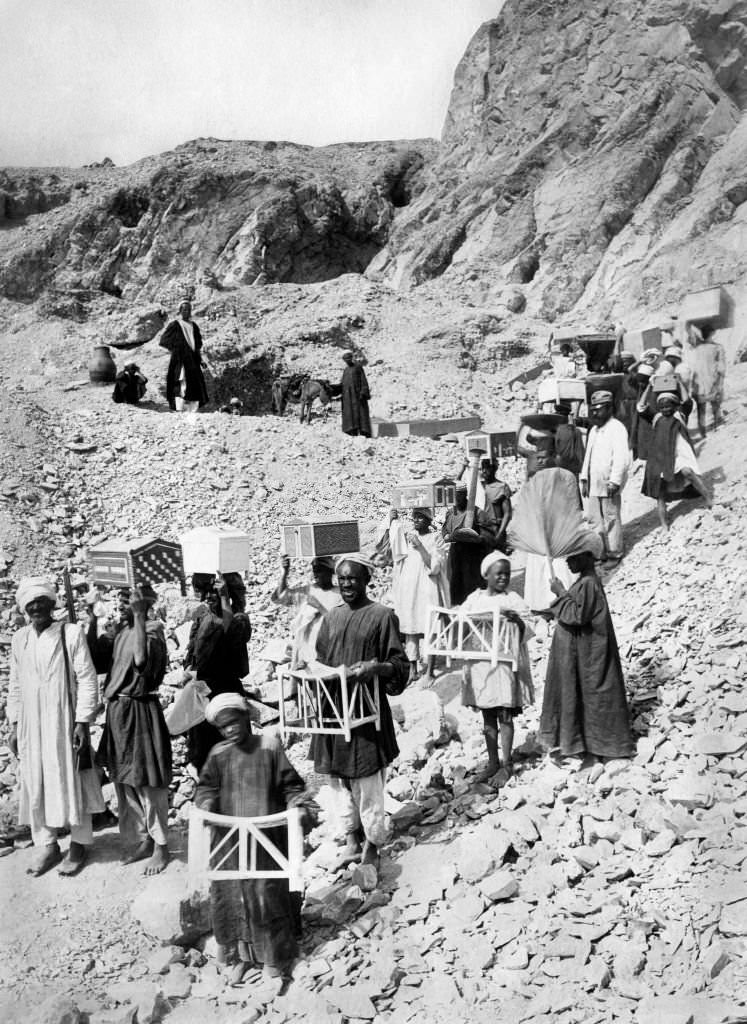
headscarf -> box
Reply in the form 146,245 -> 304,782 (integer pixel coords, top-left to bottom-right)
16,577 -> 57,612
455,481 -> 468,492
637,364 -> 654,379
205,693 -> 249,725
311,556 -> 336,571
566,531 -> 604,560
656,391 -> 679,406
480,552 -> 510,579
341,349 -> 354,360
590,390 -> 613,406
663,346 -> 683,362
334,553 -> 374,574
412,507 -> 433,523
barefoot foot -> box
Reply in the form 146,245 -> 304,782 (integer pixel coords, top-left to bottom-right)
143,844 -> 170,875
121,839 -> 154,865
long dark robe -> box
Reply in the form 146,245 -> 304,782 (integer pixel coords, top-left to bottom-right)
630,381 -> 656,461
539,573 -> 634,759
554,424 -> 586,477
340,364 -> 372,437
442,508 -> 488,605
97,622 -> 172,788
160,319 -> 209,409
641,412 -> 699,501
309,600 -> 408,778
184,608 -> 252,770
195,735 -> 310,969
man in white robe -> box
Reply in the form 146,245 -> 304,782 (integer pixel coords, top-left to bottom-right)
8,577 -> 101,876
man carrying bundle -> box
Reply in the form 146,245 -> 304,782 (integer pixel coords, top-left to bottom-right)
579,390 -> 630,564
310,555 -> 408,877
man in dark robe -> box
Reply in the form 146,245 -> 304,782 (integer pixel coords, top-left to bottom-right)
195,694 -> 316,985
479,459 -> 512,552
159,300 -> 209,411
310,555 -> 408,875
442,481 -> 489,604
539,540 -> 634,762
340,350 -> 372,437
97,585 -> 172,874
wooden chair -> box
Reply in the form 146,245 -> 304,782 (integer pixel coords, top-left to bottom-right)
276,665 -> 381,743
188,805 -> 304,891
423,605 -> 518,669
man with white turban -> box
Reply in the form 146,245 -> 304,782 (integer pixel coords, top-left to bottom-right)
309,554 -> 408,878
8,577 -> 101,876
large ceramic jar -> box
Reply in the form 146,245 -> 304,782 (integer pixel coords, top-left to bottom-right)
88,344 -> 117,384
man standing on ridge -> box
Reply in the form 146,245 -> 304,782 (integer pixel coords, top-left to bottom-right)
340,350 -> 372,437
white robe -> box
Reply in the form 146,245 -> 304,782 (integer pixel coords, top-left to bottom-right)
8,622 -> 99,828
273,583 -> 344,668
389,523 -> 447,635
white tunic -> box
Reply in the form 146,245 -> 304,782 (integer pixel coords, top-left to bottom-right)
459,589 -> 535,709
8,622 -> 99,828
580,417 -> 631,496
389,522 -> 447,635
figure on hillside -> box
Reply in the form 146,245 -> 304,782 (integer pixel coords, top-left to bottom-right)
389,507 -> 447,685
628,362 -> 656,462
442,481 -> 489,605
689,324 -> 726,439
8,577 -> 103,877
340,349 -> 371,437
195,694 -> 317,986
310,555 -> 408,879
579,390 -> 631,563
654,345 -> 693,401
271,555 -> 343,669
479,460 -> 513,552
180,573 -> 252,771
460,554 -> 534,787
539,534 -> 635,764
553,403 -> 586,479
112,363 -> 148,405
637,388 -> 712,530
97,585 -> 172,874
159,300 -> 209,412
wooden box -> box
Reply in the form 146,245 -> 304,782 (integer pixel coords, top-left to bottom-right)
652,375 -> 679,394
280,518 -> 360,559
180,526 -> 252,574
680,286 -> 731,329
624,326 -> 663,357
371,415 -> 482,439
537,379 -> 587,406
90,536 -> 184,588
391,478 -> 456,510
462,430 -> 518,461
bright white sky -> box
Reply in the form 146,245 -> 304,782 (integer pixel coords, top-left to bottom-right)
1,0 -> 500,167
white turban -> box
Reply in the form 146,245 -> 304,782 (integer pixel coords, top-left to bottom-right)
480,552 -> 511,579
16,577 -> 58,612
334,553 -> 374,574
205,693 -> 249,725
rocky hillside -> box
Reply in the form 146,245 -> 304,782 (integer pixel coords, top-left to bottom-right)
2,0 -> 747,389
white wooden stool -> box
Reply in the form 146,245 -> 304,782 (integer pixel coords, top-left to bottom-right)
276,665 -> 381,743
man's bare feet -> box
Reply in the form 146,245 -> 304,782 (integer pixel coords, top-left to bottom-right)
28,842 -> 62,877
121,838 -> 153,865
59,841 -> 88,876
473,764 -> 499,783
361,839 -> 380,870
144,844 -> 170,875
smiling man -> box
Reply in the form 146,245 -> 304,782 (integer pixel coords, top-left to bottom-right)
309,555 -> 409,876
8,576 -> 101,877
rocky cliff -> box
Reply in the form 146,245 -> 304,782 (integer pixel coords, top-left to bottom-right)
373,0 -> 747,336
1,0 -> 747,378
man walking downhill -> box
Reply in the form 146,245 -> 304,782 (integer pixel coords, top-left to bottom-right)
310,555 -> 408,879
579,390 -> 630,564
97,585 -> 172,874
8,577 -> 102,876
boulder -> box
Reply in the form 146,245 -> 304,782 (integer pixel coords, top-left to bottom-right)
130,874 -> 211,946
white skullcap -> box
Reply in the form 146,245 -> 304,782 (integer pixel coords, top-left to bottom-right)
16,577 -> 58,612
334,553 -> 374,574
205,693 -> 249,725
480,552 -> 511,579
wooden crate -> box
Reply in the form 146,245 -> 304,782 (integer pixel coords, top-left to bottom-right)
371,415 -> 482,439
652,375 -> 679,394
680,286 -> 731,329
90,536 -> 184,588
280,518 -> 360,559
461,430 -> 518,461
180,526 -> 252,574
391,478 -> 456,510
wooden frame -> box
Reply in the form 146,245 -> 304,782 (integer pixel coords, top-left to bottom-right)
277,666 -> 381,742
423,605 -> 517,669
188,805 -> 304,891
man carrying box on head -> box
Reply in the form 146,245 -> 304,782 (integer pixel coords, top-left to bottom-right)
309,554 -> 409,878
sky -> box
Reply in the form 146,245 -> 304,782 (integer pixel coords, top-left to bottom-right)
1,0 -> 500,168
